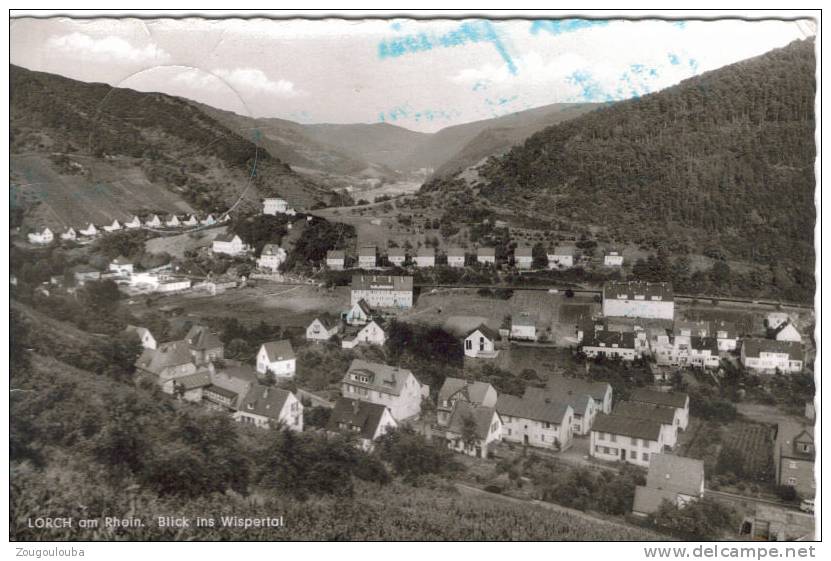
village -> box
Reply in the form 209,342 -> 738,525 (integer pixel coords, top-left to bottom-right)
11,194 -> 816,541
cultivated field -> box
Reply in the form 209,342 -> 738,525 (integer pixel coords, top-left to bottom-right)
145,226 -> 228,258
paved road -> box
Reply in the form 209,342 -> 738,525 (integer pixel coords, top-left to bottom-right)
705,488 -> 801,512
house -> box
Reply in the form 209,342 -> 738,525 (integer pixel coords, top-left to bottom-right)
184,325 -> 224,365
182,214 -> 199,226
497,391 -> 574,451
79,223 -> 98,237
437,377 -> 498,426
200,214 -> 217,226
27,227 -> 54,244
444,400 -> 502,458
262,197 -> 291,215
771,321 -> 802,343
633,454 -> 705,517
477,246 -> 496,266
463,324 -> 499,359
125,325 -> 157,350
165,215 -> 181,227
341,359 -> 428,421
72,265 -> 101,285
350,274 -> 413,309
61,227 -> 77,241
415,247 -> 436,268
709,319 -> 739,351
306,316 -> 341,342
602,281 -> 675,320
212,233 -> 249,256
170,371 -> 212,402
511,313 -> 536,341
327,398 -> 397,451
629,389 -> 689,431
774,422 -> 815,498
256,340 -> 296,378
580,330 -> 637,361
135,341 -> 197,392
103,219 -> 122,232
156,279 -> 192,293
358,246 -> 377,269
144,214 -> 162,228
257,243 -> 287,272
514,246 -> 533,269
345,298 -> 373,326
202,367 -> 257,412
531,376 -> 612,435
447,247 -> 466,268
341,320 -> 386,349
235,384 -> 303,431
590,413 -> 665,467
547,246 -> 575,269
124,216 -> 141,229
109,256 -> 134,276
326,250 -> 346,270
740,339 -> 804,374
689,336 -> 721,369
613,401 -> 678,449
766,312 -> 791,330
387,248 -> 406,267
604,250 -> 624,267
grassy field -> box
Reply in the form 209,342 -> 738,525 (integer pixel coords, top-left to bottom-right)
145,225 -> 228,258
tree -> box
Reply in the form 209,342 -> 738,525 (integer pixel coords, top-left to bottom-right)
653,498 -> 738,540
79,279 -> 121,315
460,413 -> 479,448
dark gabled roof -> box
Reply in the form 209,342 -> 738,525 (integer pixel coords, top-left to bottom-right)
777,422 -> 815,461
691,336 -> 719,353
351,274 -> 413,292
496,392 -> 570,425
260,340 -> 295,362
438,377 -> 495,407
446,401 -> 498,440
327,249 -> 346,260
630,388 -> 688,409
772,321 -> 801,337
477,247 -> 496,257
582,329 -> 636,349
311,315 -> 340,331
632,486 -> 679,515
136,341 -> 193,374
613,401 -> 676,426
417,247 -> 435,257
173,371 -> 212,391
542,375 -> 611,404
447,247 -> 466,257
343,359 -> 416,397
238,385 -> 292,420
358,246 -> 377,257
354,298 -> 373,315
742,338 -> 803,360
645,454 -> 705,496
327,397 -> 391,440
387,247 -> 406,257
185,325 -> 224,351
514,246 -> 533,258
465,324 -> 499,342
603,281 -> 674,302
204,384 -> 239,400
591,413 -> 662,441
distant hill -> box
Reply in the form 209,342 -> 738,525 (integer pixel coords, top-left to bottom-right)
425,39 -> 816,276
10,65 -> 332,230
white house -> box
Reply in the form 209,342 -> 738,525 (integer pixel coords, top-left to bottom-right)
463,324 -> 499,359
182,214 -> 199,226
689,337 -> 721,369
200,214 -> 216,226
27,227 -> 54,244
345,299 -> 372,326
61,227 -> 77,241
613,401 -> 678,450
125,325 -> 157,350
741,339 -> 804,374
497,391 -> 574,451
263,197 -> 294,215
164,215 -> 180,228
444,400 -> 502,458
212,233 -> 249,256
580,330 -> 637,361
604,250 -> 624,267
415,247 -> 436,268
437,377 -> 498,427
327,398 -> 397,451
772,321 -> 802,343
341,359 -> 428,421
103,219 -> 122,232
124,216 -> 142,229
766,312 -> 790,330
350,274 -> 413,309
547,246 -> 575,269
144,215 -> 162,228
511,313 -> 536,341
590,413 -> 665,467
257,243 -> 287,272
358,246 -> 377,269
514,247 -> 533,270
256,340 -> 296,378
109,256 -> 134,276
633,454 -> 705,517
79,223 -> 98,237
629,389 -> 689,431
306,316 -> 341,342
387,248 -> 406,267
447,248 -> 466,268
341,320 -> 386,349
477,247 -> 496,266
602,281 -> 675,320
156,279 -> 192,293
710,319 -> 739,352
234,385 -> 303,431
536,376 -> 613,435
326,250 -> 346,270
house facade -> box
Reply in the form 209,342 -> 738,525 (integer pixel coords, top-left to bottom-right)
326,250 -> 346,270
358,246 -> 377,269
103,220 -> 122,232
136,341 -> 198,392
184,325 -> 224,366
61,227 -> 77,241
234,385 -> 303,431
345,299 -> 372,325
341,359 -> 427,421
613,401 -> 678,449
415,248 -> 436,268
511,314 -> 536,341
341,320 -> 386,349
447,248 -> 466,268
306,317 -> 340,342
387,248 -> 406,267
125,216 -> 142,229
590,414 -> 665,467
602,281 -> 675,320
604,251 -> 624,267
263,197 -> 290,215
514,247 -> 533,269
28,228 -> 54,244
109,256 -> 134,276
144,215 -> 162,228
350,274 -> 413,309
774,422 -> 815,498
477,247 -> 496,266
773,322 -> 802,343
437,377 -> 498,427
327,398 -> 397,451
79,223 -> 98,237
497,392 -> 574,451
741,339 -> 804,374
547,246 -> 575,269
165,215 -> 180,227
444,401 -> 502,458
126,325 -> 157,350
257,243 -> 287,271
463,325 -> 499,358
581,330 -> 637,361
531,376 -> 612,435
256,340 -> 296,378
212,233 -> 249,256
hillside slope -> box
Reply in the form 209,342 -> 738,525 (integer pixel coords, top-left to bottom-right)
428,39 -> 816,274
10,65 -> 332,230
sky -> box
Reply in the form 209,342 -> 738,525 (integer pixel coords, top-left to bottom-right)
9,16 -> 816,133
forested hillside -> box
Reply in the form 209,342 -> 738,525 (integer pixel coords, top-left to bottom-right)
428,39 -> 816,289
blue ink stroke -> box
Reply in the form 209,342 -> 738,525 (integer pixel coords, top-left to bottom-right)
530,19 -> 609,36
378,20 -> 517,75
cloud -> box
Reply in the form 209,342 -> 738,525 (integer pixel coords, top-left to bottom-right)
46,32 -> 170,64
171,67 -> 300,98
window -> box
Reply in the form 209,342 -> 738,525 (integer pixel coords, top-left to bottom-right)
610,434 -> 617,443
543,422 -> 551,429
787,477 -> 797,486
603,447 -> 610,454
541,435 -> 546,442
631,437 -> 638,446
642,453 -> 649,461
598,432 -> 605,440
789,461 -> 798,469
630,450 -> 636,459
